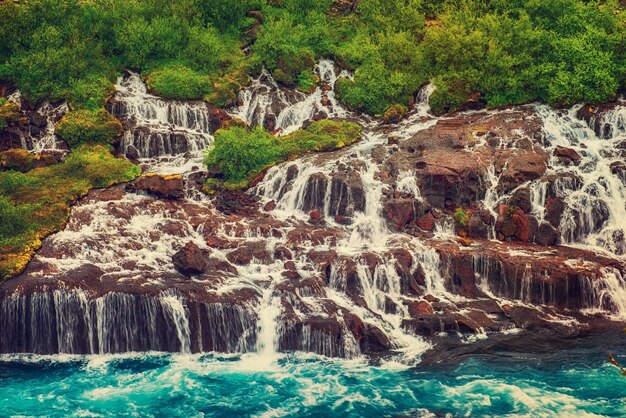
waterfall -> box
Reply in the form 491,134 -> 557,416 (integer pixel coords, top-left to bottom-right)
254,290 -> 281,365
4,58 -> 626,361
232,59 -> 349,135
0,289 -> 259,354
535,105 -> 626,255
109,72 -> 214,173
4,90 -> 68,152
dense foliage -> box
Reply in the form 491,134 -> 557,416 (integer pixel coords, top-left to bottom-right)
0,145 -> 140,281
1,0 -> 626,115
55,109 -> 123,147
205,119 -> 361,188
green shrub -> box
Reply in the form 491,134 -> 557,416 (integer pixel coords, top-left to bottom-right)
296,70 -> 319,92
205,120 -> 361,187
205,126 -> 283,182
146,65 -> 213,100
55,109 -> 122,147
1,0 -> 626,115
453,208 -> 469,227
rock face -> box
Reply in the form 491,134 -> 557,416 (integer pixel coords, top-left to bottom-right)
387,108 -> 546,209
135,173 -> 185,199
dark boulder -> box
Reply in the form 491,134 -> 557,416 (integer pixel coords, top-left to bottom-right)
172,242 -> 210,276
554,146 -> 582,165
535,222 -> 559,246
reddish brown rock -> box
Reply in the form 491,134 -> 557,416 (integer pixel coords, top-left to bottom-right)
263,200 -> 276,211
384,198 -> 415,229
406,300 -> 433,316
535,222 -> 559,246
135,173 -> 184,199
554,146 -> 582,165
226,241 -> 272,265
309,210 -> 322,222
172,242 -> 210,276
416,212 -> 436,231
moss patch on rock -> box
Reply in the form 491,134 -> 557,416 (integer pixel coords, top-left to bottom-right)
204,119 -> 361,191
55,109 -> 123,147
0,99 -> 22,129
0,145 -> 140,281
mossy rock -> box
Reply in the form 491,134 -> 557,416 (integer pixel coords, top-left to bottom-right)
0,145 -> 140,281
0,149 -> 34,172
55,109 -> 122,147
0,99 -> 21,129
0,149 -> 58,172
382,104 -> 408,124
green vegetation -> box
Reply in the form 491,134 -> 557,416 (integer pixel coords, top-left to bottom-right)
146,65 -> 213,100
55,109 -> 123,147
204,119 -> 361,189
0,145 -> 141,281
453,208 -> 469,227
0,149 -> 57,172
1,0 -> 626,115
0,98 -> 21,129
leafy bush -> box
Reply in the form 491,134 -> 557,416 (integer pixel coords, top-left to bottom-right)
1,0 -> 626,114
296,70 -> 319,92
146,65 -> 213,100
205,126 -> 283,183
55,109 -> 122,147
205,120 -> 361,187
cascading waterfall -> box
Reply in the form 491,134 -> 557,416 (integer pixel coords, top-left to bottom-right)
535,104 -> 626,255
109,72 -> 215,173
232,59 -> 351,135
3,58 -> 626,362
4,90 -> 68,152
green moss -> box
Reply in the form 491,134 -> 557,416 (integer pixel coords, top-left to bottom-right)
0,145 -> 140,281
204,119 -> 361,189
146,65 -> 213,100
55,109 -> 122,147
0,149 -> 34,172
0,99 -> 21,129
382,104 -> 408,124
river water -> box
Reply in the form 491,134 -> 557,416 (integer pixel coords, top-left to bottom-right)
1,336 -> 625,417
